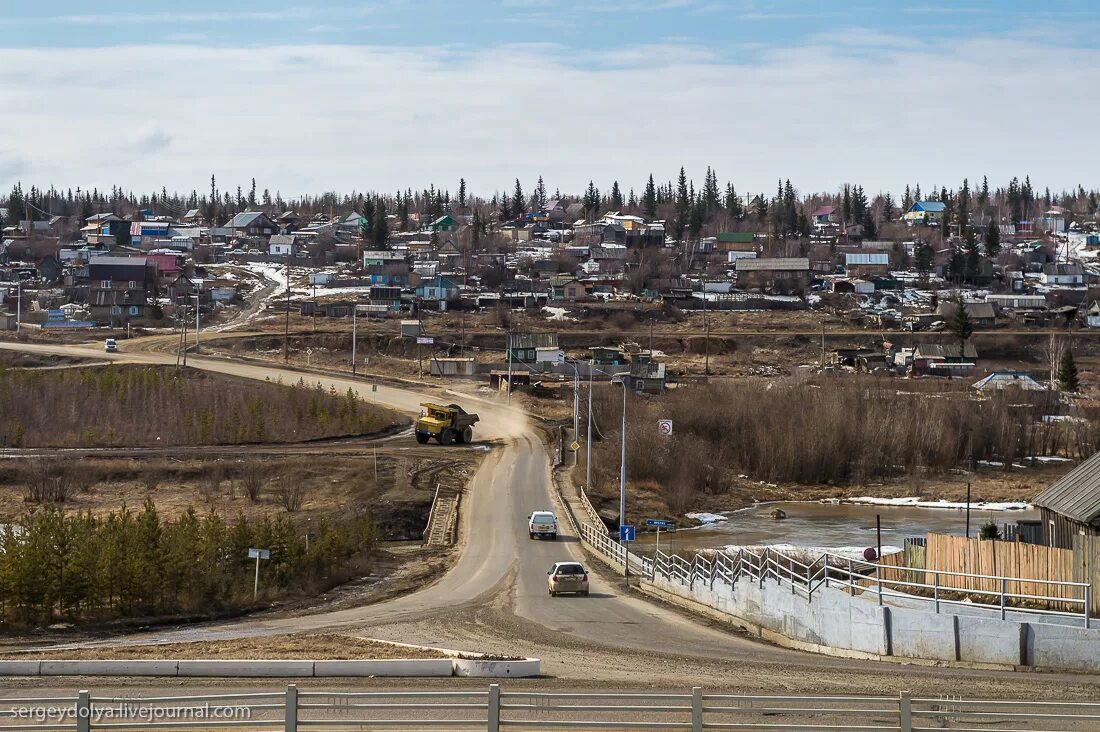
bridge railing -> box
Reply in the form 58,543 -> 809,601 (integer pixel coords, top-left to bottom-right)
4,686 -> 1100,731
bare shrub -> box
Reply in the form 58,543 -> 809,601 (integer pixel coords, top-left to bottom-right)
241,464 -> 264,503
23,460 -> 72,503
277,483 -> 305,512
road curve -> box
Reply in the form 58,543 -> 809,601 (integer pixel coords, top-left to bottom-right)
7,338 -> 1100,694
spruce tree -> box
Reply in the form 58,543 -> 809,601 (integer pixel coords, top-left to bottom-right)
458,178 -> 466,208
1058,349 -> 1080,393
512,179 -> 525,216
947,298 -> 974,356
643,174 -> 657,219
609,181 -> 623,211
372,198 -> 388,249
534,176 -> 547,210
984,219 -> 1001,259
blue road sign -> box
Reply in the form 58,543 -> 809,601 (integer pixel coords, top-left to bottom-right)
645,519 -> 675,528
619,525 -> 636,542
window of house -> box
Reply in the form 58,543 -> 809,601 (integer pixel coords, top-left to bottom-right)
101,280 -> 111,288
1049,520 -> 1057,547
128,280 -> 137,289
129,306 -> 139,316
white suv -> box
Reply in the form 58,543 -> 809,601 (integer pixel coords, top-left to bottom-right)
528,511 -> 558,540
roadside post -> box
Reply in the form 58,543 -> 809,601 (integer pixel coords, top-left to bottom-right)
646,519 -> 676,556
248,547 -> 271,599
620,525 -> 635,578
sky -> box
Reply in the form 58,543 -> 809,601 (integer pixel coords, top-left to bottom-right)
1,0 -> 1098,201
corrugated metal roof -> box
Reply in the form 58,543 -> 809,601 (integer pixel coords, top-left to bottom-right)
912,200 -> 946,212
845,252 -> 889,265
735,257 -> 810,271
1033,451 -> 1100,524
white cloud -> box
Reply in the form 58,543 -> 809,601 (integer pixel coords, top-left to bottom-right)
0,37 -> 1097,198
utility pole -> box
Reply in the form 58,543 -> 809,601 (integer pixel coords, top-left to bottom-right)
193,294 -> 200,352
702,275 -> 710,376
351,303 -> 358,375
14,280 -> 20,331
820,319 -> 826,370
283,254 -> 291,363
506,331 -> 513,403
586,361 -> 594,490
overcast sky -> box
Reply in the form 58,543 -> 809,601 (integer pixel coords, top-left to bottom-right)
1,0 -> 1098,201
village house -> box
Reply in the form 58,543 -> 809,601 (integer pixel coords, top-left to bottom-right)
415,275 -> 460,304
508,332 -> 559,364
624,356 -> 667,394
1041,262 -> 1085,286
811,206 -> 839,226
844,252 -> 890,278
911,342 -> 978,377
902,200 -> 947,226
268,234 -> 298,257
733,257 -> 811,293
935,301 -> 996,327
84,255 -> 158,324
226,211 -> 278,239
715,232 -> 757,254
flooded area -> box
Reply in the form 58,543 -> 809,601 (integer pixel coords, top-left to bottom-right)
632,501 -> 1040,556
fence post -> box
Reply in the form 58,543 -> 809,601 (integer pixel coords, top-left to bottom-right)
877,560 -> 883,606
76,690 -> 90,732
285,684 -> 298,732
691,687 -> 703,732
1000,577 -> 1007,620
846,557 -> 853,596
1085,585 -> 1091,629
898,691 -> 912,732
933,572 -> 939,614
487,684 -> 500,732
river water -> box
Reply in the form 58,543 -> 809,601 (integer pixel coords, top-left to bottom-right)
631,501 -> 1039,557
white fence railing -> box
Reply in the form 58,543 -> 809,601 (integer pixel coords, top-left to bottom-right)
4,686 -> 1099,731
645,545 -> 1092,628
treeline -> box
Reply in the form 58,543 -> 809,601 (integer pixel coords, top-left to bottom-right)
0,501 -> 374,627
9,170 -> 1097,245
590,380 -> 1098,510
0,366 -> 395,448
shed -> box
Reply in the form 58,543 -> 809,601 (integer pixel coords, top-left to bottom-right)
1033,451 -> 1100,549
936,301 -> 996,326
430,357 -> 477,378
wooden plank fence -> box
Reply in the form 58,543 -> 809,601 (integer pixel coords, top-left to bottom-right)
874,533 -> 1080,613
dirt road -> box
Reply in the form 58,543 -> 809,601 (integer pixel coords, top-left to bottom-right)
2,339 -> 1098,697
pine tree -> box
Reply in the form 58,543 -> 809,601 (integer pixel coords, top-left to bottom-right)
458,178 -> 467,208
915,242 -> 933,280
249,178 -> 257,207
1058,349 -> 1080,393
673,167 -> 690,241
499,192 -> 511,222
643,174 -> 657,219
627,187 -> 637,210
948,244 -> 965,283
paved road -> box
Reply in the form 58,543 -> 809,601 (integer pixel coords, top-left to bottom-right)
4,339 -> 1100,696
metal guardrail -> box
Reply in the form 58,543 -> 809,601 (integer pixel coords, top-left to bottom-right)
644,545 -> 1092,628
4,686 -> 1099,731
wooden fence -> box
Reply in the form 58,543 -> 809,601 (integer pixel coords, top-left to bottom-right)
874,533 -> 1080,612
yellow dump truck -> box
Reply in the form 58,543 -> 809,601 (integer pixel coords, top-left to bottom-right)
415,403 -> 480,445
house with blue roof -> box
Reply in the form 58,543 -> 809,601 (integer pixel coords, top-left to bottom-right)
902,201 -> 947,226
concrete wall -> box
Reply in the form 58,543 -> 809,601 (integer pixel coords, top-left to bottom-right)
0,658 -> 539,678
642,573 -> 1100,672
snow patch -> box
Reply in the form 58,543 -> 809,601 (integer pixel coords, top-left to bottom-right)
686,512 -> 728,524
843,496 -> 1031,511
720,543 -> 903,560
542,306 -> 577,322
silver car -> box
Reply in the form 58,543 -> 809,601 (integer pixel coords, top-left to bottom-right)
547,561 -> 589,597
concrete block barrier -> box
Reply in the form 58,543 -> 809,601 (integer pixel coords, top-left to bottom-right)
177,660 -> 316,677
452,658 -> 541,677
39,660 -> 180,677
313,659 -> 453,677
0,660 -> 42,676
